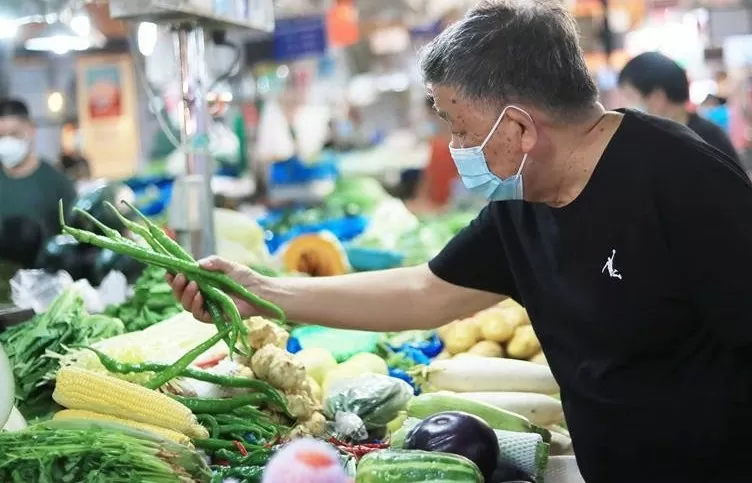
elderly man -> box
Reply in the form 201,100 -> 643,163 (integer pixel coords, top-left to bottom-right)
170,1 -> 752,481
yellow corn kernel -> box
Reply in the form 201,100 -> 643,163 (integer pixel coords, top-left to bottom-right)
53,409 -> 193,446
53,366 -> 208,439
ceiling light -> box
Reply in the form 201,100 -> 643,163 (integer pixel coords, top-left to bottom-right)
26,21 -> 105,54
47,91 -> 64,114
137,22 -> 157,56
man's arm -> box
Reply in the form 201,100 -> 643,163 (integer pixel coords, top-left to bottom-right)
172,205 -> 515,332
260,264 -> 504,331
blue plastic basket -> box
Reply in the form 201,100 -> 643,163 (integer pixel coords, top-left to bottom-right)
346,245 -> 404,271
123,176 -> 175,217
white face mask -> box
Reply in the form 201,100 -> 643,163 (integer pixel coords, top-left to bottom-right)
0,137 -> 30,169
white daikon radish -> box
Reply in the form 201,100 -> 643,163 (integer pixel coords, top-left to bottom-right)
414,358 -> 559,394
547,426 -> 574,456
451,391 -> 564,426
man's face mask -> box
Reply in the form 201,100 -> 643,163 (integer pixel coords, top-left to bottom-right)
0,136 -> 30,169
448,105 -> 531,201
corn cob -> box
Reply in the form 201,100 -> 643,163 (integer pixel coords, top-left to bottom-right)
53,409 -> 193,446
53,366 -> 208,439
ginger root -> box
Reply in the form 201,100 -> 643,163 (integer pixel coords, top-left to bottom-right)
245,317 -> 290,350
251,344 -> 306,391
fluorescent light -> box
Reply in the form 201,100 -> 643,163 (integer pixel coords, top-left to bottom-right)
25,22 -> 91,52
137,22 -> 157,56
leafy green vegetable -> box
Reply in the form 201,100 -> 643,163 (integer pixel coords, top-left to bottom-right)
0,290 -> 124,419
0,419 -> 211,482
105,266 -> 183,332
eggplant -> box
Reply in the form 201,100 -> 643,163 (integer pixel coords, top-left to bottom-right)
403,410 -> 500,481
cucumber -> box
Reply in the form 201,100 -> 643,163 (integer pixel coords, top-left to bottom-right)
407,393 -> 551,442
355,449 -> 483,483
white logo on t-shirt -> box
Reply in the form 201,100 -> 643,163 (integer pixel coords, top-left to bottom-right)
602,249 -> 622,280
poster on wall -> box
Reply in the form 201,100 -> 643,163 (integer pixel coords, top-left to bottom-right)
85,64 -> 122,119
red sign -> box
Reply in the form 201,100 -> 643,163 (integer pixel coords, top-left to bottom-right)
327,0 -> 359,48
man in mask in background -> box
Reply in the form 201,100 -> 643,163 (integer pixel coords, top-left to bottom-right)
0,98 -> 76,265
618,52 -> 742,167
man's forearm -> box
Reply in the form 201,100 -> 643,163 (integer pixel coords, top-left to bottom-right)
256,265 -> 504,332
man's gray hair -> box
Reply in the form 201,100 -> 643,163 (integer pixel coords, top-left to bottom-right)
420,0 -> 598,116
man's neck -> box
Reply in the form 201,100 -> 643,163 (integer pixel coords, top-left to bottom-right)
662,104 -> 690,125
528,104 -> 622,207
3,154 -> 40,179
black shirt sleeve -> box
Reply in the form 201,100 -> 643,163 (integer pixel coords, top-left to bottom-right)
428,204 -> 518,297
659,143 -> 752,346
687,114 -> 743,168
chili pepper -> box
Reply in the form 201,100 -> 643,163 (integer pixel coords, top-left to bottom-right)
194,438 -> 251,452
211,465 -> 264,482
215,448 -> 274,467
171,392 -> 269,414
234,440 -> 249,456
219,423 -> 274,440
197,414 -> 220,439
143,324 -> 232,389
60,201 -> 286,323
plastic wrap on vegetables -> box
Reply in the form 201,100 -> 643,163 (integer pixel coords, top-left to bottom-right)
323,374 -> 413,431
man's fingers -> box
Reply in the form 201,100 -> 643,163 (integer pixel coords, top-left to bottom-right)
199,255 -> 234,273
171,273 -> 187,299
181,281 -> 199,310
190,292 -> 205,321
165,273 -> 174,284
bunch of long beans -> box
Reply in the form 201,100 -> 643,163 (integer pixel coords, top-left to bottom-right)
59,200 -> 286,389
0,419 -> 212,482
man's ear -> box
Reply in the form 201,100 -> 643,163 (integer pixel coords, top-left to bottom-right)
506,107 -> 538,155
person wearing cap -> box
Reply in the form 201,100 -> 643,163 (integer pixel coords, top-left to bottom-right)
0,98 -> 77,262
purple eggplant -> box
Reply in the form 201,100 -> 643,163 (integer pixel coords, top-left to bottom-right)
404,410 -> 500,481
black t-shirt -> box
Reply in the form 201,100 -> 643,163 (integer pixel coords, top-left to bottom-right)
429,110 -> 752,483
687,112 -> 742,167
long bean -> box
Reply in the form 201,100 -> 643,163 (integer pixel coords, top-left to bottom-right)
171,392 -> 269,414
77,346 -> 291,414
60,202 -> 285,322
103,202 -> 245,353
197,414 -> 220,439
144,324 -> 232,389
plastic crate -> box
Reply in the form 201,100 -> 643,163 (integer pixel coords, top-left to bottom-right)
345,245 -> 403,271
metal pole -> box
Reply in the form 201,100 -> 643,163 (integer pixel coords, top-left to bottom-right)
168,26 -> 216,259
0,40 -> 13,98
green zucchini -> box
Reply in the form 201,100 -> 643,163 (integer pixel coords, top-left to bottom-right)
407,393 -> 551,442
355,449 -> 483,483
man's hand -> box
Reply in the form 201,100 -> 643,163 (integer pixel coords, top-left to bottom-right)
166,256 -> 264,322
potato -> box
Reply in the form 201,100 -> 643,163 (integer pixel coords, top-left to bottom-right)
468,340 -> 504,358
443,319 -> 481,355
479,313 -> 516,343
500,304 -> 531,328
506,325 -> 541,359
530,351 -> 548,365
437,321 -> 456,340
